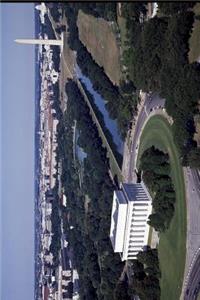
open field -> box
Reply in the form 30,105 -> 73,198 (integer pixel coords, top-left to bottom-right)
77,10 -> 121,85
188,3 -> 200,63
137,115 -> 186,300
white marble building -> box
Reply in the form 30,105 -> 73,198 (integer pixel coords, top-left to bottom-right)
110,182 -> 152,260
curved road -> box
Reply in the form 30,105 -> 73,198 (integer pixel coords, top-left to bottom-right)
127,92 -> 165,182
126,92 -> 200,300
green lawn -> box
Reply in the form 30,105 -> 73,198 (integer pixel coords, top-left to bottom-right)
188,3 -> 200,63
77,10 -> 121,85
136,115 -> 186,300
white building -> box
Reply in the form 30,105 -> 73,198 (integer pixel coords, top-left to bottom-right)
45,252 -> 53,265
46,202 -> 52,215
110,182 -> 152,261
50,69 -> 59,84
41,233 -> 52,251
35,3 -> 47,24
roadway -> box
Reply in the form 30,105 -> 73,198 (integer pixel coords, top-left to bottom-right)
123,91 -> 200,300
184,250 -> 200,299
183,169 -> 200,299
126,92 -> 165,183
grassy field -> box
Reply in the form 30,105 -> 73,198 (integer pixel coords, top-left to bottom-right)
77,10 -> 121,86
136,115 -> 186,300
188,3 -> 200,63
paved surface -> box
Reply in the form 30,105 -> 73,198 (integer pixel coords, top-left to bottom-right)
184,249 -> 200,300
122,92 -> 166,183
182,169 -> 200,299
122,92 -> 200,299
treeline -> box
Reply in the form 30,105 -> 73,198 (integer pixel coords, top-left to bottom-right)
46,3 -> 66,35
46,3 -> 62,23
57,79 -> 125,299
121,2 -> 200,167
75,2 -> 117,22
113,247 -> 161,300
42,14 -> 57,39
129,248 -> 161,300
64,4 -> 136,138
140,146 -> 176,232
158,2 -> 195,15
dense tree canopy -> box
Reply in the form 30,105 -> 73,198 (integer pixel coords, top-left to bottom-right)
140,146 -> 176,231
128,248 -> 161,300
57,79 -> 125,299
122,3 -> 200,168
158,2 -> 196,16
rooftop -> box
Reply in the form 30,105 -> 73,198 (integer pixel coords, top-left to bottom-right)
122,182 -> 151,202
110,182 -> 152,255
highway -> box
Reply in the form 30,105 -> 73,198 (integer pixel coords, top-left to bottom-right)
183,169 -> 200,299
184,250 -> 200,299
191,170 -> 200,200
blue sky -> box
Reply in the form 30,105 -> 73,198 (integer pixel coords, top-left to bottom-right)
1,4 -> 34,300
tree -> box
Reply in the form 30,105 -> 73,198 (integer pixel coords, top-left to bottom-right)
158,2 -> 195,16
114,281 -> 131,300
187,147 -> 200,168
148,213 -> 166,232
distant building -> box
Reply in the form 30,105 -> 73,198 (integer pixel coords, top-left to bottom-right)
35,3 -> 47,24
50,69 -> 59,84
110,182 -> 152,261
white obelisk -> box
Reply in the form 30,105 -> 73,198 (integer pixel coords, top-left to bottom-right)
15,34 -> 64,51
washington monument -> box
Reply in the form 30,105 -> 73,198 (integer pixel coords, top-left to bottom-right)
15,36 -> 64,50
